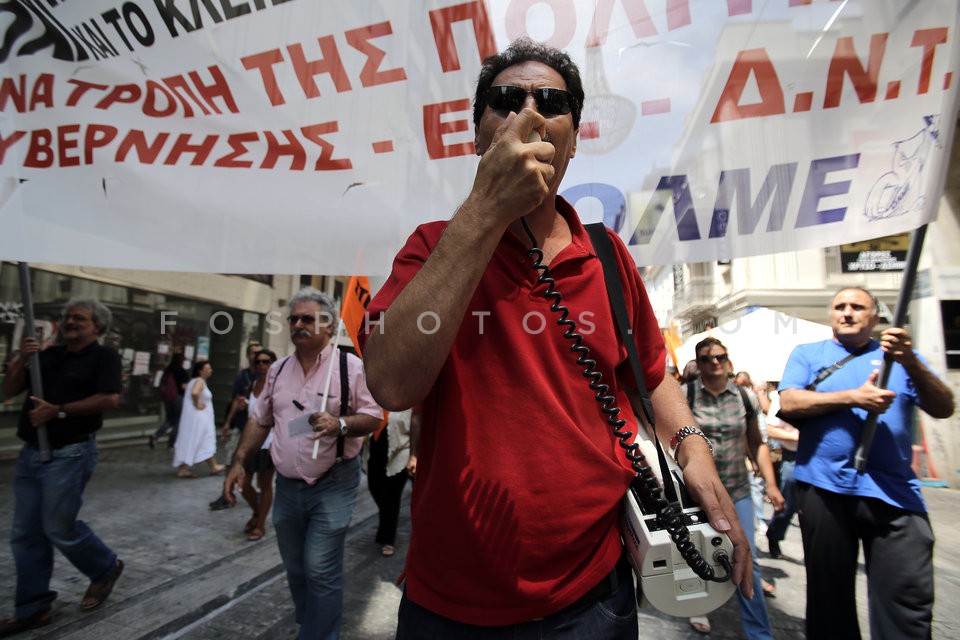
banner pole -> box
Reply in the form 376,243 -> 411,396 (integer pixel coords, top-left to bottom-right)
312,317 -> 345,461
17,262 -> 52,463
853,224 -> 928,472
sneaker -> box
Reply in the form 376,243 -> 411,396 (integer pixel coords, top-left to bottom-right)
767,537 -> 782,559
209,495 -> 233,511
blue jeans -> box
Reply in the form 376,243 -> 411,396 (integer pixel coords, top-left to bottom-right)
749,473 -> 767,533
10,440 -> 117,619
395,559 -> 638,639
153,395 -> 183,447
733,495 -> 774,640
273,457 -> 360,640
765,458 -> 796,543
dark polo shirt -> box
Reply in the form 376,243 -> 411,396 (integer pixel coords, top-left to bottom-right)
17,341 -> 122,448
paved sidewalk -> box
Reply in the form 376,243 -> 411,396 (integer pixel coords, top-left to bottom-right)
0,440 -> 956,639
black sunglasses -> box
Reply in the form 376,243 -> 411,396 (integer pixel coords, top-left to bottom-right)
287,314 -> 317,325
485,85 -> 575,118
698,353 -> 729,364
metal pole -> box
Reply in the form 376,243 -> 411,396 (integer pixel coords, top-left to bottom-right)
16,262 -> 52,462
853,224 -> 927,472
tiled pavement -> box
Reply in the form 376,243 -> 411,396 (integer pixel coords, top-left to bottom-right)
0,438 -> 957,639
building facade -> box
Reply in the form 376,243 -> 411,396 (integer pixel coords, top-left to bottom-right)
0,265 -> 350,456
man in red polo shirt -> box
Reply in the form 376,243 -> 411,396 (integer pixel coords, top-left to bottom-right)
362,38 -> 753,639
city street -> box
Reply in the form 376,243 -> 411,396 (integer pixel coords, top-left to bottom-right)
0,439 -> 956,639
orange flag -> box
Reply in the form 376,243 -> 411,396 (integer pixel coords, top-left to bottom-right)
341,276 -> 389,425
341,275 -> 371,357
662,321 -> 682,373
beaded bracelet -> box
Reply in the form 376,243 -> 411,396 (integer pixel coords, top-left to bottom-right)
670,426 -> 714,463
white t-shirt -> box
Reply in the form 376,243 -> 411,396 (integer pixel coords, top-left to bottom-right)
248,392 -> 272,449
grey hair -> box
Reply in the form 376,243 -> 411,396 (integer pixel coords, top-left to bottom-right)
832,287 -> 880,317
64,298 -> 112,334
288,287 -> 339,319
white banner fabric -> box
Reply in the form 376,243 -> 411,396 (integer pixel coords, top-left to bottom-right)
0,0 -> 958,275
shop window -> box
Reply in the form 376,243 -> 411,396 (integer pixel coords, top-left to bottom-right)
0,264 -> 263,433
943,300 -> 960,370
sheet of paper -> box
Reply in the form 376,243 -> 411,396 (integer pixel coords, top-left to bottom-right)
288,414 -> 313,438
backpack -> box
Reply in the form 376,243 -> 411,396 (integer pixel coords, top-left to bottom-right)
158,371 -> 178,402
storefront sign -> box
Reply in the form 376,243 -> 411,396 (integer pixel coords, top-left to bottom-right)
840,233 -> 910,273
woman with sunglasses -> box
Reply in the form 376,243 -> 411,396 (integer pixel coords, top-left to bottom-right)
683,338 -> 784,637
223,349 -> 278,541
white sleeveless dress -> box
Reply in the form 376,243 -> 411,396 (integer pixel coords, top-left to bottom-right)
172,378 -> 216,466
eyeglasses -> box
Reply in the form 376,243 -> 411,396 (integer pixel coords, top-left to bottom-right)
287,314 -> 317,325
255,359 -> 272,365
485,85 -> 575,118
698,353 -> 729,364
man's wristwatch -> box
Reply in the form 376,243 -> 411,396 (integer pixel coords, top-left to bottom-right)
338,417 -> 349,436
57,405 -> 67,420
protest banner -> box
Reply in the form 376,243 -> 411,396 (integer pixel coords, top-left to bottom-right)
1,1 -> 957,274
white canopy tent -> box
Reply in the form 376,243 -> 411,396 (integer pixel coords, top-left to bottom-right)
675,308 -> 834,383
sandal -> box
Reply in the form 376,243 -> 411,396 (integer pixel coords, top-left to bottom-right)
0,609 -> 52,635
689,615 -> 711,635
381,545 -> 395,557
81,559 -> 124,610
176,470 -> 196,479
247,528 -> 264,542
243,516 -> 258,534
762,578 -> 776,597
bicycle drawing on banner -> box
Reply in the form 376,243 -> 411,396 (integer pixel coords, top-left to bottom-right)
864,115 -> 942,222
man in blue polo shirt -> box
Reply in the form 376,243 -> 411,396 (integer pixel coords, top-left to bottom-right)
1,298 -> 124,636
779,286 -> 954,640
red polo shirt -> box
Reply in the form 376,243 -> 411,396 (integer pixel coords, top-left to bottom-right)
363,198 -> 665,625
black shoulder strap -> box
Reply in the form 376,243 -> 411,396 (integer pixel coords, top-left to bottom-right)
738,386 -> 757,421
266,355 -> 292,398
686,380 -> 695,408
805,342 -> 872,391
336,349 -> 349,460
584,223 -> 654,427
338,349 -> 349,416
585,222 -> 678,504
